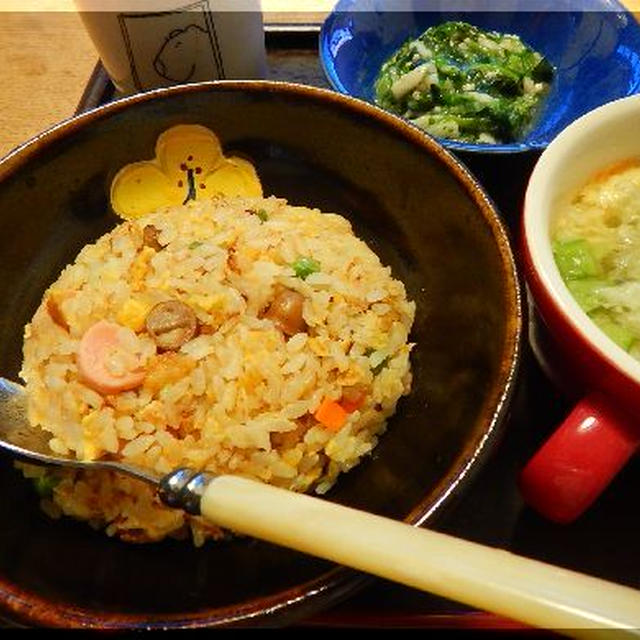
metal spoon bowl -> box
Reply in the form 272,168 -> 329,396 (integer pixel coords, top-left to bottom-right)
0,376 -> 210,511
0,377 -> 159,483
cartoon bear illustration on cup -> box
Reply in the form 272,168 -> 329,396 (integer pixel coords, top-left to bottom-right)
153,24 -> 222,82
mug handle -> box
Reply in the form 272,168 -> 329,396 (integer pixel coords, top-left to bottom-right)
519,392 -> 640,523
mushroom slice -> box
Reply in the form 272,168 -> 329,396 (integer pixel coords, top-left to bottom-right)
145,300 -> 197,350
142,224 -> 164,251
264,288 -> 307,337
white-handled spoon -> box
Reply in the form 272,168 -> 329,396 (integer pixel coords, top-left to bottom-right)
1,376 -> 639,637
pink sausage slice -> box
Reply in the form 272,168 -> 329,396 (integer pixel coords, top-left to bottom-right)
77,320 -> 146,395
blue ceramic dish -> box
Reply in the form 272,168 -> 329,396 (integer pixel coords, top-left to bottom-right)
320,0 -> 640,153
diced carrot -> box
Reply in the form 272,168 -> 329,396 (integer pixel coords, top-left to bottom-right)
314,397 -> 348,432
77,320 -> 146,395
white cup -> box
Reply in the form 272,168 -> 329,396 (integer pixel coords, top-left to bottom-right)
74,0 -> 267,94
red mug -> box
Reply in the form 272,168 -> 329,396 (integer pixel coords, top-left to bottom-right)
519,95 -> 640,523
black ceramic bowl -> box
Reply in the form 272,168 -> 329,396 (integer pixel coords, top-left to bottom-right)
0,81 -> 521,628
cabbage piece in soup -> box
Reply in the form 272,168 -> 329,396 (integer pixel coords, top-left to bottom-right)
552,160 -> 640,359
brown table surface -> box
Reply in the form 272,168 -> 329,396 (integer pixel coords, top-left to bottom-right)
0,3 -> 332,159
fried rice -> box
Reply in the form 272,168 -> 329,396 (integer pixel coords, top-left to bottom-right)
19,196 -> 415,545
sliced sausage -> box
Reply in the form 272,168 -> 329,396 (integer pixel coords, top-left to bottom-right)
77,320 -> 146,394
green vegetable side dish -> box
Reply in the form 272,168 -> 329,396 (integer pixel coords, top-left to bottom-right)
374,21 -> 553,144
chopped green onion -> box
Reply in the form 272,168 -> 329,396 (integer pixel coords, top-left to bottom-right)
188,241 -> 203,250
371,357 -> 390,376
366,347 -> 390,375
291,256 -> 320,280
255,208 -> 268,222
33,474 -> 59,498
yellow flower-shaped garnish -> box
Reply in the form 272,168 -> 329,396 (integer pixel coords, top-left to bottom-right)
110,124 -> 263,220
205,157 -> 263,198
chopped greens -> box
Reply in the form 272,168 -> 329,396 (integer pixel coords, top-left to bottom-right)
33,473 -> 59,498
291,256 -> 320,280
565,278 -> 607,314
374,21 -> 553,143
591,310 -> 636,351
247,207 -> 269,222
365,347 -> 390,375
553,239 -> 601,281
371,356 -> 390,376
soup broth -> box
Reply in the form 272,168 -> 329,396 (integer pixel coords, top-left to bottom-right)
553,160 -> 640,359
